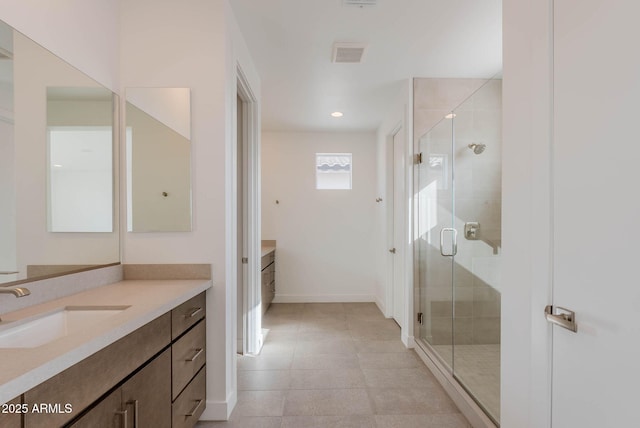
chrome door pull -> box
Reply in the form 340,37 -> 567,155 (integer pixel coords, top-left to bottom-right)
439,228 -> 457,256
544,305 -> 578,333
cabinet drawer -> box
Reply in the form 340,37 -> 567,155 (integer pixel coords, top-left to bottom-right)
172,320 -> 206,400
172,366 -> 206,428
172,292 -> 206,340
261,251 -> 275,270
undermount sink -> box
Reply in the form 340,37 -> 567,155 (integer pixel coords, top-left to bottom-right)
0,306 -> 130,348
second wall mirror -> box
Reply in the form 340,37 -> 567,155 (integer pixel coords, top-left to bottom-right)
125,87 -> 192,232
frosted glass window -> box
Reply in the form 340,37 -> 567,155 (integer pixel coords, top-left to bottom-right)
316,153 -> 352,190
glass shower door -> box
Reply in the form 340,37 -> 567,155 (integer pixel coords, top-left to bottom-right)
415,77 -> 502,425
416,115 -> 455,369
451,79 -> 502,424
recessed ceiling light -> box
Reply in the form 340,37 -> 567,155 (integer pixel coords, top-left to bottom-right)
445,113 -> 456,119
331,112 -> 344,118
53,164 -> 63,168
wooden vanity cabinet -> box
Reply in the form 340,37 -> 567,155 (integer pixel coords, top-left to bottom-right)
10,291 -> 207,428
25,312 -> 172,427
261,250 -> 276,314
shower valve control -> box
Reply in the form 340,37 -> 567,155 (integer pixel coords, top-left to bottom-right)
464,222 -> 480,240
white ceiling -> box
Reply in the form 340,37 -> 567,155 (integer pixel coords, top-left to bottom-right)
229,0 -> 502,132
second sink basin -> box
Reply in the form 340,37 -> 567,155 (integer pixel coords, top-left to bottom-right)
0,306 -> 130,348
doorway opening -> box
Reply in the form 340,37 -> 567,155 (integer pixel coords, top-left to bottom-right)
236,68 -> 261,356
387,125 -> 405,329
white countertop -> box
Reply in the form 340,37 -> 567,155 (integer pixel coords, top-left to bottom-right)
0,279 -> 211,404
261,246 -> 276,257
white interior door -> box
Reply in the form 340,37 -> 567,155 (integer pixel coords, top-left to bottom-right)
392,128 -> 405,327
236,93 -> 246,354
551,1 -> 640,425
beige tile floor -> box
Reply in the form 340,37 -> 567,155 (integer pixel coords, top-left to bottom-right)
197,303 -> 470,428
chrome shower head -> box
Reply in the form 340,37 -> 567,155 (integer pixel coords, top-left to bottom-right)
468,143 -> 486,154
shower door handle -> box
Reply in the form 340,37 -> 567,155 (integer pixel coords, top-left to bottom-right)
440,228 -> 457,256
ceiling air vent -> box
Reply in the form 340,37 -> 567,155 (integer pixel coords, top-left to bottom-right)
332,43 -> 367,63
343,0 -> 378,6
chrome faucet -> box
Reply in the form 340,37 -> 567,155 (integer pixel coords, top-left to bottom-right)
0,287 -> 30,322
0,287 -> 31,297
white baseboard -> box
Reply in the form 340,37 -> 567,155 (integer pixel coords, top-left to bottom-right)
272,294 -> 375,303
199,389 -> 237,422
414,343 -> 496,428
401,334 -> 415,349
375,295 -> 386,315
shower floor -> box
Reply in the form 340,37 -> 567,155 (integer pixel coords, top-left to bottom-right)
433,344 -> 500,422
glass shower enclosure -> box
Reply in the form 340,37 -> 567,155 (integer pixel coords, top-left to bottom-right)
415,78 -> 502,424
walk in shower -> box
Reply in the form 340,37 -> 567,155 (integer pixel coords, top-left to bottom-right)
415,77 -> 502,425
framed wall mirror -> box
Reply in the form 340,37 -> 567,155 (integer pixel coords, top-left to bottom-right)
125,87 -> 192,232
0,19 -> 119,285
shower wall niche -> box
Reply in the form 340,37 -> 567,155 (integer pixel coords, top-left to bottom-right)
414,77 -> 502,425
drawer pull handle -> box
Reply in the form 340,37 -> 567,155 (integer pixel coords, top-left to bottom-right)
186,348 -> 204,362
185,307 -> 203,318
126,400 -> 139,428
116,409 -> 128,428
186,399 -> 204,417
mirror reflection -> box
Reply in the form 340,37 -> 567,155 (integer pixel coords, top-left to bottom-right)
47,87 -> 114,232
0,19 -> 119,285
126,88 -> 192,232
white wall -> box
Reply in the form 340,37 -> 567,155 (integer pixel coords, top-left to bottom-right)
502,0 -> 553,426
120,0 -> 260,420
0,0 -> 119,91
375,80 -> 410,322
262,131 -> 377,302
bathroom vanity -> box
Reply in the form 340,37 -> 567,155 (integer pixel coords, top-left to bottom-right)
0,280 -> 210,428
260,244 -> 276,314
